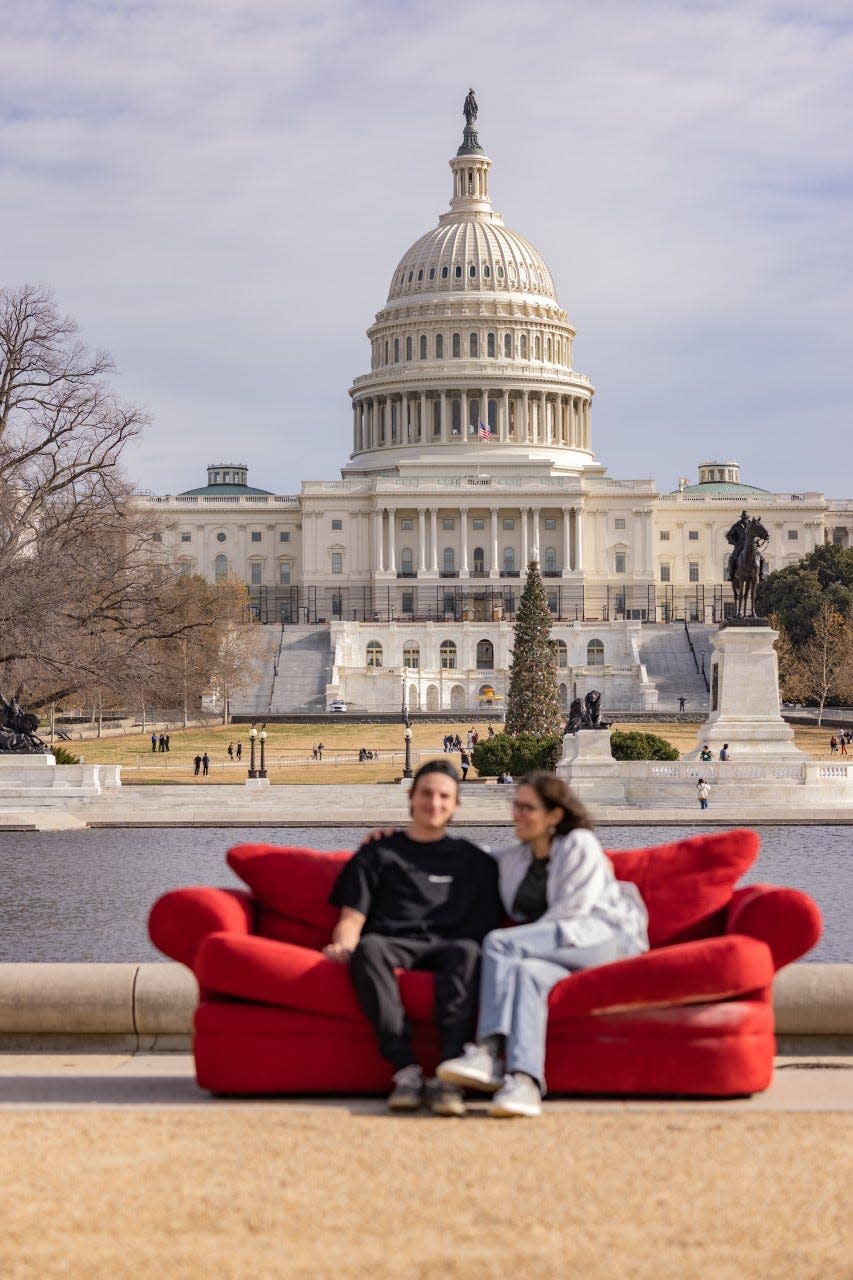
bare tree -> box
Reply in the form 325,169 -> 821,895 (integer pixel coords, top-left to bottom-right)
784,603 -> 853,726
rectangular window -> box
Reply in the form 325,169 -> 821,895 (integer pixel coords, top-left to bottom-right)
331,519 -> 343,530
659,530 -> 670,541
787,529 -> 799,541
250,531 -> 262,543
180,532 -> 191,542
689,561 -> 699,582
401,518 -> 413,530
544,517 -> 556,530
250,563 -> 262,585
401,591 -> 414,613
614,518 -> 626,531
442,518 -> 454,530
279,531 -> 291,542
546,592 -> 558,613
688,530 -> 699,541
331,553 -> 343,574
615,552 -> 626,574
660,564 -> 671,582
279,563 -> 291,585
472,518 -> 485,530
502,518 -> 514,530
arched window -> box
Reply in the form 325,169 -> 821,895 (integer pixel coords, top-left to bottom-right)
452,332 -> 461,357
534,335 -> 541,360
366,641 -> 383,668
552,639 -> 568,668
403,642 -> 420,669
440,640 -> 457,670
487,332 -> 495,357
468,397 -> 479,430
442,547 -> 455,575
394,337 -> 400,362
587,639 -> 604,667
400,547 -> 413,575
472,546 -> 485,575
433,401 -> 441,437
406,336 -> 413,361
544,546 -> 557,575
214,554 -> 228,582
503,547 -> 515,574
451,400 -> 462,435
476,639 -> 494,669
419,335 -> 427,359
520,334 -> 528,358
488,399 -> 497,430
435,334 -> 444,358
504,332 -> 512,357
546,337 -> 552,361
384,340 -> 389,364
469,332 -> 478,357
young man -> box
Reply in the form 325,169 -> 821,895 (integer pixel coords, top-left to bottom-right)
324,760 -> 501,1116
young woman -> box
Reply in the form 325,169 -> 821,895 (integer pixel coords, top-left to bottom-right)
437,772 -> 649,1118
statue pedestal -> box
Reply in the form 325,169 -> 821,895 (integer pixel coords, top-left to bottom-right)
555,730 -> 626,804
688,623 -> 804,760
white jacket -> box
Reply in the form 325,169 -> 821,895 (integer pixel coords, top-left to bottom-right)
496,829 -> 649,951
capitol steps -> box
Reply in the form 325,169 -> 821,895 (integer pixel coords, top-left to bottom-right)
266,625 -> 334,713
638,624 -> 715,713
228,626 -> 282,717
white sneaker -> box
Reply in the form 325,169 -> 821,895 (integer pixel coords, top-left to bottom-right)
436,1042 -> 503,1094
489,1073 -> 542,1118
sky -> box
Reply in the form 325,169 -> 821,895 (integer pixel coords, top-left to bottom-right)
3,0 -> 853,498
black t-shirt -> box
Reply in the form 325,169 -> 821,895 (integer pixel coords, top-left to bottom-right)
511,856 -> 550,922
329,832 -> 501,942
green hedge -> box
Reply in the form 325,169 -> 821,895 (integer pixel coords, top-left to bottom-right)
50,745 -> 80,765
609,730 -> 679,761
471,732 -> 563,778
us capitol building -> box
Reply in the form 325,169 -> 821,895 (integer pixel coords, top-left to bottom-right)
144,98 -> 852,714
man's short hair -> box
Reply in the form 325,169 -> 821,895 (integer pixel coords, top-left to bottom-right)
411,759 -> 460,792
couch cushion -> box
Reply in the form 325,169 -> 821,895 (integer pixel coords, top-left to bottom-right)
546,934 -> 774,1021
607,829 -> 759,947
227,844 -> 352,934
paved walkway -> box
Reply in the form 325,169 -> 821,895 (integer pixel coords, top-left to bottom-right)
0,1052 -> 850,1280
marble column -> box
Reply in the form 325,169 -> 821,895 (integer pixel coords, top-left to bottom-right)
440,391 -> 448,443
460,506 -> 469,578
521,392 -> 529,444
418,509 -> 426,573
521,506 -> 529,568
501,391 -> 509,443
374,509 -> 384,573
575,508 -> 584,571
490,507 -> 499,577
540,392 -> 548,444
562,507 -> 571,575
531,506 -> 541,564
430,508 -> 438,572
420,392 -> 427,443
387,507 -> 396,574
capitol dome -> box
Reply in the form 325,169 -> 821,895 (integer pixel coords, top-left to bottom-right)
346,96 -> 600,477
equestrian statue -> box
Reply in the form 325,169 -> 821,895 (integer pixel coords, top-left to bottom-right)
725,510 -> 769,619
0,693 -> 47,753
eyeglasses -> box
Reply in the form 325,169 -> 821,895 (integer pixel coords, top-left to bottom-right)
512,801 -> 544,813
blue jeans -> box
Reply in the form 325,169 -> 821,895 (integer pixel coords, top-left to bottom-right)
476,919 -> 643,1092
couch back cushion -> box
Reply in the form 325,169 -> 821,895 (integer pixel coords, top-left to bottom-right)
606,828 -> 759,947
228,844 -> 352,946
228,830 -> 759,952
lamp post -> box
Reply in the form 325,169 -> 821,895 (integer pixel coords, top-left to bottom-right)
259,725 -> 268,779
248,725 -> 258,779
401,686 -> 413,779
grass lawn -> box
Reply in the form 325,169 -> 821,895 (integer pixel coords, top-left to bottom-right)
51,718 -> 842,785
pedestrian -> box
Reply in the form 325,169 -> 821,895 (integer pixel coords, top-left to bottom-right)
678,696 -> 686,712
487,725 -> 495,739
312,742 -> 318,760
236,742 -> 242,761
472,730 -> 479,747
841,738 -> 848,757
193,754 -> 202,777
151,732 -> 157,754
829,735 -> 838,755
697,778 -> 710,810
158,732 -> 166,752
164,734 -> 170,752
202,752 -> 210,777
700,744 -> 713,762
719,743 -> 730,762
227,742 -> 234,760
460,748 -> 470,781
317,742 -> 324,761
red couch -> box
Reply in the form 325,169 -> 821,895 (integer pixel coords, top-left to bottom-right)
149,829 -> 822,1098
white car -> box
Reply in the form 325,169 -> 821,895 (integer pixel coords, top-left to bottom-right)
329,700 -> 348,713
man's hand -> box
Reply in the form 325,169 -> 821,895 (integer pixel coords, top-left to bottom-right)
322,940 -> 355,963
323,907 -> 366,962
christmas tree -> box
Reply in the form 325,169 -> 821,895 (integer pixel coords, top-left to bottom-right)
505,560 -> 564,737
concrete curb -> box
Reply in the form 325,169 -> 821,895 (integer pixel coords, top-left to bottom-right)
0,962 -> 851,1049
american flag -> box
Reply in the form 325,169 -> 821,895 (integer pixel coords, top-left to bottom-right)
478,421 -> 491,442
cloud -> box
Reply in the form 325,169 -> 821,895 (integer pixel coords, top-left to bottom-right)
1,0 -> 852,496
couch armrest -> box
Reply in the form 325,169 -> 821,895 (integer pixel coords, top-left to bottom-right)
149,887 -> 256,971
725,884 -> 822,971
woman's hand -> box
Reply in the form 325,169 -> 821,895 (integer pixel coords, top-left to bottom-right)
358,827 -> 398,848
322,941 -> 355,963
